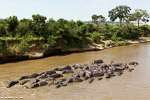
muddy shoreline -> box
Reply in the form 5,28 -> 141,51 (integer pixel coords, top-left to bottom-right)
0,37 -> 150,64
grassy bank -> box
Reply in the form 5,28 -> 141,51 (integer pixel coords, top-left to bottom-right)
0,36 -> 150,64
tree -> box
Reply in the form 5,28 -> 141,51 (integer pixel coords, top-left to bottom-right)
32,14 -> 47,23
92,14 -> 106,24
97,15 -> 106,24
108,5 -> 131,27
130,9 -> 149,28
16,19 -> 33,37
6,16 -> 19,36
91,14 -> 98,24
0,19 -> 7,36
31,14 -> 47,37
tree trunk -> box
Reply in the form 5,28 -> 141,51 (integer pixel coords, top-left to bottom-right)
120,18 -> 122,27
138,19 -> 140,28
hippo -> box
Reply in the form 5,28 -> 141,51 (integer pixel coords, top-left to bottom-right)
53,78 -> 66,85
105,73 -> 110,78
84,64 -> 91,70
79,65 -> 84,69
41,77 -> 54,81
109,66 -> 116,72
67,78 -> 74,83
92,59 -> 104,64
84,70 -> 93,78
61,83 -> 68,87
87,73 -> 93,78
72,74 -> 80,78
97,78 -> 103,80
108,69 -> 114,74
19,73 -> 40,80
39,70 -> 56,76
93,72 -> 104,77
38,81 -> 48,86
24,86 -> 29,89
73,77 -> 83,82
55,82 -> 68,88
48,82 -> 54,86
32,79 -> 40,85
121,63 -> 128,69
50,73 -> 63,79
6,80 -> 19,88
127,68 -> 134,72
24,83 -> 39,89
88,78 -> 94,83
35,74 -> 47,80
20,80 -> 30,85
54,65 -> 72,71
56,84 -> 61,88
102,68 -> 108,73
84,75 -> 89,80
78,70 -> 86,77
101,64 -> 109,69
30,83 -> 39,88
111,63 -> 122,67
54,79 -> 65,85
115,71 -> 123,76
62,69 -> 74,74
59,78 -> 67,82
110,61 -> 122,67
128,62 -> 139,66
72,64 -> 81,69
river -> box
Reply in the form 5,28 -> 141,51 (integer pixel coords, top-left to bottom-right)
0,43 -> 150,100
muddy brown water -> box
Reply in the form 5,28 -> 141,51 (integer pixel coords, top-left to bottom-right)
0,43 -> 150,100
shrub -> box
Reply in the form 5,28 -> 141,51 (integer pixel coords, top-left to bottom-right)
91,31 -> 101,43
47,35 -> 59,47
140,25 -> 150,36
106,41 -> 115,46
116,41 -> 129,46
111,35 -> 122,41
100,35 -> 105,41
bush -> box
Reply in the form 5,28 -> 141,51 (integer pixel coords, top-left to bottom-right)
140,25 -> 150,36
107,41 -> 128,46
111,35 -> 122,41
91,31 -> 101,43
116,41 -> 129,46
47,35 -> 58,47
100,35 -> 105,41
106,41 -> 115,46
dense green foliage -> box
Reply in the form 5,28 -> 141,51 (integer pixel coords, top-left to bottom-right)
0,14 -> 150,46
0,5 -> 150,57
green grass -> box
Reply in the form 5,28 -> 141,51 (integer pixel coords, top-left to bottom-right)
107,41 -> 129,46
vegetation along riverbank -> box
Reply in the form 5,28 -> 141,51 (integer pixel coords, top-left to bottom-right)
0,5 -> 150,63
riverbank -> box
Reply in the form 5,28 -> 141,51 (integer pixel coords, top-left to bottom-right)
0,37 -> 150,64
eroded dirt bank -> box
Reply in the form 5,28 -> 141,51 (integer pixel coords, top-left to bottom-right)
0,37 -> 150,64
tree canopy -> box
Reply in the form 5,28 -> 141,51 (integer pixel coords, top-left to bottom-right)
130,9 -> 150,28
108,5 -> 131,27
91,14 -> 106,24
